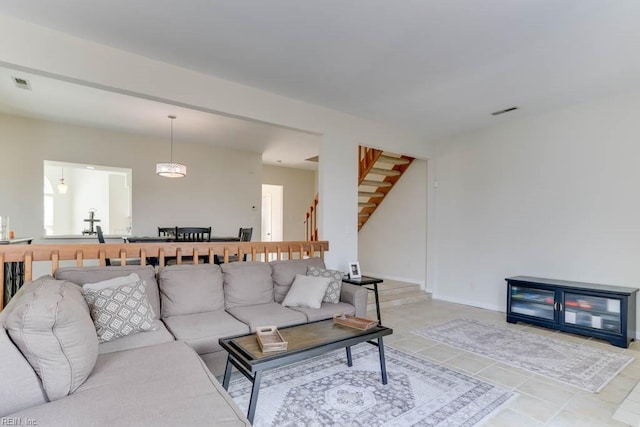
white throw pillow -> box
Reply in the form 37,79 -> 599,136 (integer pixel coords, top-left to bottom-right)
83,273 -> 140,292
282,274 -> 332,309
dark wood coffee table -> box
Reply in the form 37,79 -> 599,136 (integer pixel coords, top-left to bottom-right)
219,319 -> 393,424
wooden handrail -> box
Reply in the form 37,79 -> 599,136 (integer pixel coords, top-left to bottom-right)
304,194 -> 319,241
0,240 -> 329,309
358,145 -> 383,185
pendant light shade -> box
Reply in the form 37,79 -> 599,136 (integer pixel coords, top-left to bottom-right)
57,167 -> 68,194
156,115 -> 187,178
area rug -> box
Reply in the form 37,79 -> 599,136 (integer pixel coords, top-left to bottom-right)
412,319 -> 634,393
228,344 -> 514,426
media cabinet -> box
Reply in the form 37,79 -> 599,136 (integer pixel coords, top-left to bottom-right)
506,276 -> 638,348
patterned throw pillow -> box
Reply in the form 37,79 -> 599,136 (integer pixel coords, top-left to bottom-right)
306,266 -> 343,304
82,280 -> 157,343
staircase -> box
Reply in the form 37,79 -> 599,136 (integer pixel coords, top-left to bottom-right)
304,146 -> 415,239
358,146 -> 414,231
367,279 -> 430,313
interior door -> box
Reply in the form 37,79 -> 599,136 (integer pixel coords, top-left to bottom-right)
261,192 -> 272,242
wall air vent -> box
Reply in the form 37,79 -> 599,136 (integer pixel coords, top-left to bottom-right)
12,76 -> 32,90
491,106 -> 518,116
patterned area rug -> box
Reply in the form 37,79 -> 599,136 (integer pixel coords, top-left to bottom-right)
228,344 -> 514,426
413,319 -> 634,393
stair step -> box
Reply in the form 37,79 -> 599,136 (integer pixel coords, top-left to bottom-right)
369,168 -> 401,177
367,292 -> 430,312
361,180 -> 392,188
358,191 -> 384,197
358,212 -> 370,217
368,288 -> 424,302
358,202 -> 376,208
377,155 -> 411,165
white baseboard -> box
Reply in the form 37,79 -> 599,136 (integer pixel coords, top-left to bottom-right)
433,293 -> 505,313
362,272 -> 425,289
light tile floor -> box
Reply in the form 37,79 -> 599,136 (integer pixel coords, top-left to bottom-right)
377,289 -> 640,426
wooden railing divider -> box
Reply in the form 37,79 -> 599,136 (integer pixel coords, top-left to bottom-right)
0,240 -> 329,309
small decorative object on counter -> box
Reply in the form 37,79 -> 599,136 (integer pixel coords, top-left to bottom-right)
0,216 -> 9,240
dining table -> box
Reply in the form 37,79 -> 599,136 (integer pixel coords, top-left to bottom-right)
124,236 -> 240,243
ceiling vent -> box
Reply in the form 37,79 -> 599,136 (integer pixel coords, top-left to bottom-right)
491,106 -> 518,116
12,76 -> 31,90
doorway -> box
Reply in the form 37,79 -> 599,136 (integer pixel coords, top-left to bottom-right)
261,184 -> 283,242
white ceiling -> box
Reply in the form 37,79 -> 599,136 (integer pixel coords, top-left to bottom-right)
1,1 -> 640,145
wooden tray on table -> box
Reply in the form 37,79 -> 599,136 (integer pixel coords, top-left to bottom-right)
256,326 -> 288,352
333,313 -> 379,330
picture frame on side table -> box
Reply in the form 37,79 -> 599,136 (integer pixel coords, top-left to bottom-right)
348,262 -> 362,279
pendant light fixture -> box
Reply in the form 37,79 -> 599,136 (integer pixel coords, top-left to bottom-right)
57,166 -> 68,194
156,115 -> 187,178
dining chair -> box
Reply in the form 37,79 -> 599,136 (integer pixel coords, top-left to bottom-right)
175,227 -> 212,264
220,227 -> 254,263
176,227 -> 212,242
96,225 -> 111,266
98,225 -> 141,266
158,226 -> 178,238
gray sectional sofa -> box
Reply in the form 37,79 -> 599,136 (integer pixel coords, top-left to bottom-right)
0,257 -> 367,426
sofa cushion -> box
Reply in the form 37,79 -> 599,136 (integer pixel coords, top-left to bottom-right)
282,274 -> 331,309
0,328 -> 48,417
290,302 -> 357,322
56,265 -> 161,320
306,266 -> 343,303
158,264 -> 224,317
5,277 -> 98,402
83,280 -> 158,343
222,262 -> 274,309
270,257 -> 325,303
98,320 -> 174,354
163,310 -> 249,354
226,302 -> 307,332
7,341 -> 250,426
0,277 -> 53,416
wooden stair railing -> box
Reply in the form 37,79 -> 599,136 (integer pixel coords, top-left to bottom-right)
0,240 -> 329,309
358,145 -> 414,231
304,194 -> 319,241
358,146 -> 383,185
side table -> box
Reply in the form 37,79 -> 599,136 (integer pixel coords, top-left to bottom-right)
342,275 -> 384,325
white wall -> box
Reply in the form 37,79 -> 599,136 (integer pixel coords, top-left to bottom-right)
0,113 -> 262,241
431,91 -> 640,318
262,165 -> 316,241
358,159 -> 427,287
0,13 -> 434,271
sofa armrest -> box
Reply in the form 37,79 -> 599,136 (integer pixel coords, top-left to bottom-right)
339,283 -> 368,317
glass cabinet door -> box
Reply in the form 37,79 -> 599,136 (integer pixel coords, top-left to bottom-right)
563,293 -> 621,333
510,286 -> 555,320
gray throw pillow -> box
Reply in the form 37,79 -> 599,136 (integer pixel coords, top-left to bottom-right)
307,265 -> 343,303
5,277 -> 98,402
83,280 -> 158,343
